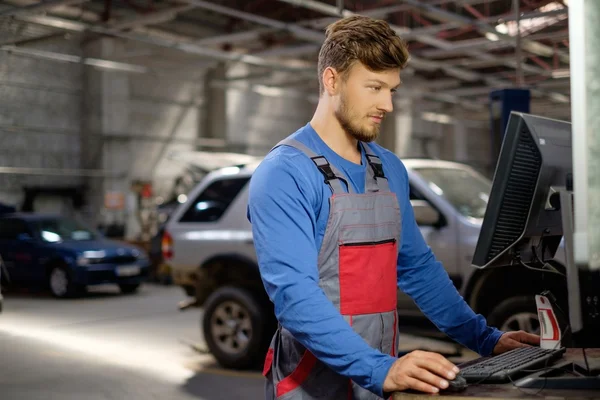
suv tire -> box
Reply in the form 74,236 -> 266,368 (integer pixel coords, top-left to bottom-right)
203,286 -> 270,370
487,296 -> 540,334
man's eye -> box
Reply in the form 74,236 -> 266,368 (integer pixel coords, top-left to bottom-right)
370,86 -> 381,91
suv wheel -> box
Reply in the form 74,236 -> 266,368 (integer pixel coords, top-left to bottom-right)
202,286 -> 270,369
487,296 -> 540,334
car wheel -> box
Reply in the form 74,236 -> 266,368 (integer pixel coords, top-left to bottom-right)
49,265 -> 77,298
202,286 -> 271,370
488,296 -> 540,334
119,283 -> 140,294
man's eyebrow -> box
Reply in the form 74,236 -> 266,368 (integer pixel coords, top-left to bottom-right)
367,79 -> 402,89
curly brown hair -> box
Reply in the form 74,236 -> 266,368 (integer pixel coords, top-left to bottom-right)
317,15 -> 410,94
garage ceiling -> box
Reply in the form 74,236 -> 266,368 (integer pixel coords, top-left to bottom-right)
0,0 -> 571,115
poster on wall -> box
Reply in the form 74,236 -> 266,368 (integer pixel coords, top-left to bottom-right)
104,192 -> 125,210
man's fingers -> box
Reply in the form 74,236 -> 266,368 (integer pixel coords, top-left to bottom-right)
413,351 -> 458,378
403,376 -> 440,394
408,367 -> 450,390
507,338 -> 529,348
519,331 -> 541,345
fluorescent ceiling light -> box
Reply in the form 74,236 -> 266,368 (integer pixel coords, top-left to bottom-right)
485,32 -> 500,41
421,112 -> 454,124
548,92 -> 570,103
252,84 -> 285,97
494,2 -> 568,37
551,68 -> 570,78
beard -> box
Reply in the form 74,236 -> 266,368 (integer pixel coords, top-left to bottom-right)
334,92 -> 381,143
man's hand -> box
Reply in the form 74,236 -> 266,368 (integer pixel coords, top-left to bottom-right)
382,350 -> 459,394
493,330 -> 541,355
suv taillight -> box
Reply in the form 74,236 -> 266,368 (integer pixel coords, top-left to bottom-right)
162,231 -> 173,260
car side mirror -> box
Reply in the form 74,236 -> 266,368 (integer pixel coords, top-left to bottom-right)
411,200 -> 440,226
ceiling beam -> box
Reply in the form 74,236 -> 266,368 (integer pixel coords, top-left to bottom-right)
16,14 -> 316,74
105,5 -> 195,32
0,44 -> 149,73
420,29 -> 570,58
274,0 -> 566,103
402,0 -> 570,63
0,0 -> 88,17
193,29 -> 270,46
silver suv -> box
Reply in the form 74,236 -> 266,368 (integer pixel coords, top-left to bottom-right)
164,159 -> 567,369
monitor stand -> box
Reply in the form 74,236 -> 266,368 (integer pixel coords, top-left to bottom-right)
515,358 -> 600,389
515,188 -> 600,390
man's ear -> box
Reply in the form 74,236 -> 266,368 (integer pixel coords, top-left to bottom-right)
322,67 -> 340,96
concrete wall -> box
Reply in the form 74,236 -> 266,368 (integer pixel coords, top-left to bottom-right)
0,36 -> 209,239
0,38 -> 83,214
82,38 -> 208,237
226,64 -> 315,156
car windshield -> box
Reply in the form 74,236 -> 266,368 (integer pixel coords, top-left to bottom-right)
35,218 -> 98,243
413,166 -> 492,220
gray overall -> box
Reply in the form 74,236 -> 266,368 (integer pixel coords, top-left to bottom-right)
262,138 -> 401,400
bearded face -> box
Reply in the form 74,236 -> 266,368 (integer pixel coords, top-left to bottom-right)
332,63 -> 401,143
334,88 -> 383,143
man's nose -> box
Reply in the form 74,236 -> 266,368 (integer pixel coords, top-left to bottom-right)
378,94 -> 394,113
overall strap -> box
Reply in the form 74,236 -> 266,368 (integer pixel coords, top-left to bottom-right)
271,138 -> 352,194
361,142 -> 390,193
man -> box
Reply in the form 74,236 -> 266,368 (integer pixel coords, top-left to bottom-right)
247,15 -> 539,400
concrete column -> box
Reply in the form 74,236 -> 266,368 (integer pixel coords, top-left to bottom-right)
453,108 -> 468,163
380,98 -> 413,157
570,0 -> 600,270
202,62 -> 227,150
82,38 -> 134,236
394,98 -> 414,158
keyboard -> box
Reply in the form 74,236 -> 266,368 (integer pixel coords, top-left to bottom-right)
458,346 -> 567,383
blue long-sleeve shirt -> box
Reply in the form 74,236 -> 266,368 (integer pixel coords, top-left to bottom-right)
247,123 -> 503,397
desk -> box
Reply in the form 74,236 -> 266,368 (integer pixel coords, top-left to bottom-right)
392,349 -> 600,400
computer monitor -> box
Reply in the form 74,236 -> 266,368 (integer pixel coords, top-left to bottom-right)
473,111 -> 599,343
472,112 -> 572,270
472,111 -> 600,388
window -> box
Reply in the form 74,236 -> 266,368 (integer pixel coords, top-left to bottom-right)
413,167 -> 492,219
409,185 -> 426,201
0,219 -> 31,240
33,218 -> 97,243
180,177 -> 250,223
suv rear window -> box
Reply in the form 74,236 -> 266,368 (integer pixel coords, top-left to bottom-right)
179,177 -> 249,223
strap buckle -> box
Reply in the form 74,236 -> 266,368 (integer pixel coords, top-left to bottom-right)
366,154 -> 386,179
311,156 -> 337,182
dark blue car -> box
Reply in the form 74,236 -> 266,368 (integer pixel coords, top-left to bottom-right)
0,213 -> 150,298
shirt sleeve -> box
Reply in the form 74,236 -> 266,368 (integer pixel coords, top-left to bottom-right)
247,154 -> 396,397
394,161 -> 503,356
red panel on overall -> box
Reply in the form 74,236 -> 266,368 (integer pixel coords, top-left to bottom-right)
339,241 -> 398,315
276,351 -> 317,398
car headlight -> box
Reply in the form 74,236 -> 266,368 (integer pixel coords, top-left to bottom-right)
77,250 -> 107,266
76,256 -> 90,266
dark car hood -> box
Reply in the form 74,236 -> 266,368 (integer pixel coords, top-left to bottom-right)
51,239 -> 141,257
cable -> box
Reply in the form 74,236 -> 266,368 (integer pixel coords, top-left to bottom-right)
506,323 -> 571,396
530,238 -> 566,277
583,348 -> 590,374
519,260 -> 566,278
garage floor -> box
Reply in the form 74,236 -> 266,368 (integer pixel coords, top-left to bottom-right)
0,284 -> 477,400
